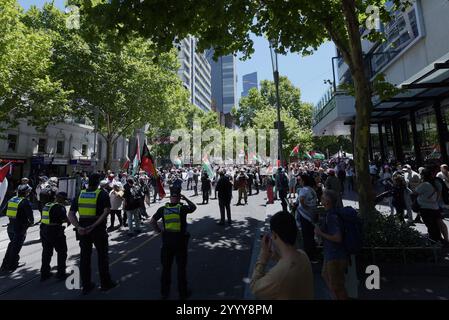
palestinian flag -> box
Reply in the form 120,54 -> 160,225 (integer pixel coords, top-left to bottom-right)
0,162 -> 11,208
202,155 -> 215,179
301,152 -> 312,160
131,134 -> 141,175
309,151 -> 325,160
122,156 -> 130,171
141,143 -> 166,199
290,145 -> 300,157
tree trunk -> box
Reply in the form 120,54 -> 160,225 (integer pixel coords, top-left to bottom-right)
340,0 -> 376,223
353,72 -> 376,223
105,136 -> 113,171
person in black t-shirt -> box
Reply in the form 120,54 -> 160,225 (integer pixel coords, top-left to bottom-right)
123,176 -> 142,236
40,192 -> 70,281
1,185 -> 34,272
68,173 -> 116,295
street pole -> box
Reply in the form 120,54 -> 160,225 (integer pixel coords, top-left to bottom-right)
274,70 -> 283,167
93,106 -> 99,170
270,43 -> 283,168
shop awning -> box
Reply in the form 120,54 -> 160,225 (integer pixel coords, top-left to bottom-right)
344,57 -> 449,125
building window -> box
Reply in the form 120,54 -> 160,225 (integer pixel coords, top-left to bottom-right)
7,134 -> 17,152
38,138 -> 47,153
81,144 -> 88,156
56,140 -> 65,155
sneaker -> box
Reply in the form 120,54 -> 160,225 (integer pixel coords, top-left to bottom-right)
82,282 -> 96,295
101,281 -> 118,292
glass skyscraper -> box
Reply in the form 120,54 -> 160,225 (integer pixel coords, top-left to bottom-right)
206,50 -> 237,120
241,72 -> 258,97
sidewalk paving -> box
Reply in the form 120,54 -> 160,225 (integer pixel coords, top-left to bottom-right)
244,199 -> 332,300
245,189 -> 449,300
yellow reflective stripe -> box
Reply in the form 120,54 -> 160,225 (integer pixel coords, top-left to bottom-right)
164,213 -> 180,220
78,190 -> 100,217
41,203 -> 56,225
165,222 -> 181,232
7,197 -> 24,218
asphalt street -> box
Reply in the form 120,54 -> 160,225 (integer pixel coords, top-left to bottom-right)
0,189 -> 267,300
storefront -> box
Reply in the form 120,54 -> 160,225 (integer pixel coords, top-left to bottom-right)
70,159 -> 96,174
346,59 -> 449,169
51,158 -> 69,177
30,155 -> 53,177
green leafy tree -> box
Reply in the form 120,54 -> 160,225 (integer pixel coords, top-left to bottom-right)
253,107 -> 313,161
0,0 -> 70,133
233,77 -> 313,131
74,0 -> 412,219
313,135 -> 353,157
24,4 -> 191,170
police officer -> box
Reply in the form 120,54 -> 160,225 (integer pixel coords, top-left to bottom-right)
40,192 -> 69,281
150,186 -> 197,300
1,184 -> 34,272
68,173 -> 117,295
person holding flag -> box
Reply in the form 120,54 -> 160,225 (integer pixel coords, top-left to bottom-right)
141,143 -> 166,200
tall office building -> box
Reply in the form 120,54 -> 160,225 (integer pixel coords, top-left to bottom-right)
206,49 -> 237,127
241,72 -> 258,97
177,36 -> 212,112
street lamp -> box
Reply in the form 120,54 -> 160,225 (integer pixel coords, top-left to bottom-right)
269,42 -> 283,168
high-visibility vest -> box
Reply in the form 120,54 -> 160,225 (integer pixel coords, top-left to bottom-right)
163,204 -> 182,232
6,196 -> 24,219
78,189 -> 100,218
41,202 -> 56,225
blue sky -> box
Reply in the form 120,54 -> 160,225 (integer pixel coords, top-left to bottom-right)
19,0 -> 335,105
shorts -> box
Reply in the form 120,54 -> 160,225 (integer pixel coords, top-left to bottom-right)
321,259 -> 348,292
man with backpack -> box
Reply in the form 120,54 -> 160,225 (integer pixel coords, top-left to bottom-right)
315,190 -> 351,300
123,177 -> 142,236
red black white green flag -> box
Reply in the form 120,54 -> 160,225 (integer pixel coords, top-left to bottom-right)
141,143 -> 166,199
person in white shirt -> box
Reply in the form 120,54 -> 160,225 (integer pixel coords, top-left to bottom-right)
292,174 -> 318,263
346,166 -> 354,192
436,164 -> 449,189
108,183 -> 124,231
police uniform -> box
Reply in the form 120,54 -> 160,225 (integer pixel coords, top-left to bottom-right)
70,187 -> 114,291
152,191 -> 196,299
40,200 -> 68,279
1,192 -> 34,271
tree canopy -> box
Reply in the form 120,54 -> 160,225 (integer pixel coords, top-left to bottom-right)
77,0 -> 412,218
0,0 -> 70,132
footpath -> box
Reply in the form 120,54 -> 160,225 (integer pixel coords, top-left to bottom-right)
245,190 -> 449,300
